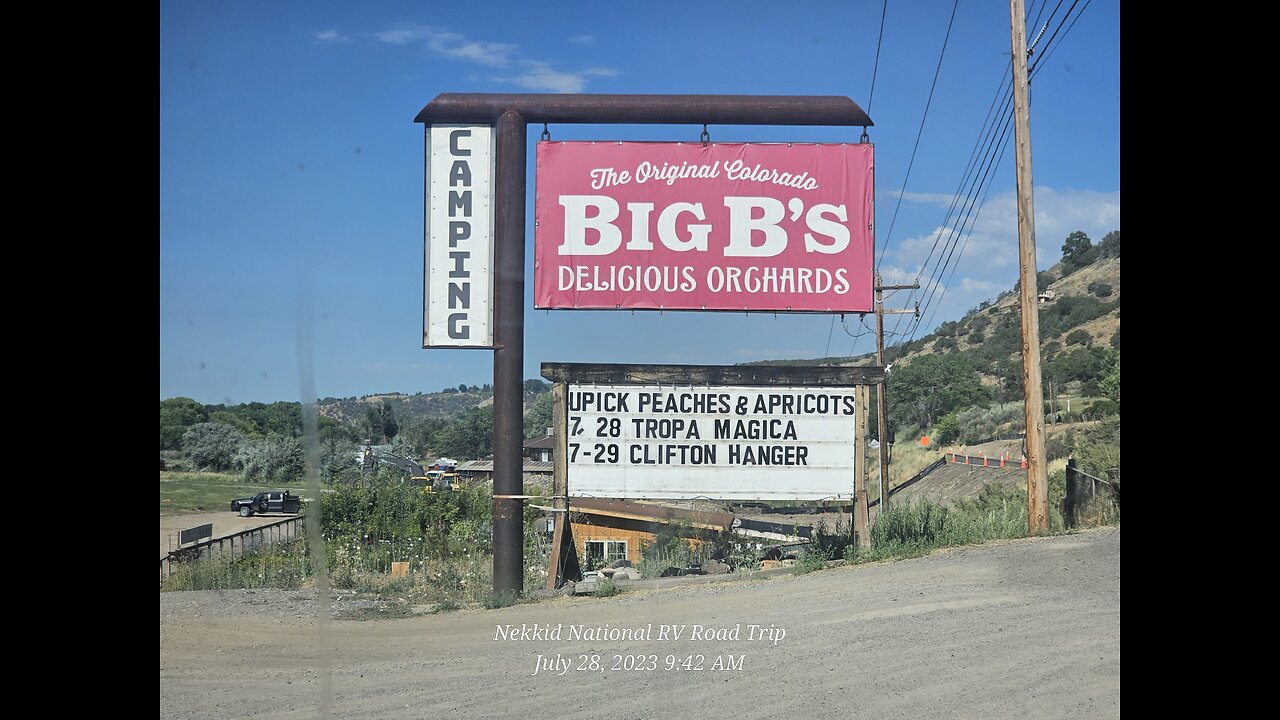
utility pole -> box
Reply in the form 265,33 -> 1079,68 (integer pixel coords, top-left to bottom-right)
1009,0 -> 1050,533
874,272 -> 918,509
854,384 -> 870,549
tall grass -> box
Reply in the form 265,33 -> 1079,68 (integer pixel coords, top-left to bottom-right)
846,492 -> 1030,564
161,541 -> 312,591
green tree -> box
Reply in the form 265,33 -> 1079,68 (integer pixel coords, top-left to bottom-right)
318,415 -> 360,446
933,413 -> 961,445
1099,230 -> 1120,258
320,439 -> 361,485
208,410 -> 259,439
434,406 -> 494,459
524,391 -> 554,439
396,417 -> 450,458
1061,231 -> 1097,272
239,435 -> 305,484
379,400 -> 399,440
363,407 -> 383,442
160,397 -> 206,450
1100,353 -> 1120,405
181,422 -> 245,472
887,354 -> 990,429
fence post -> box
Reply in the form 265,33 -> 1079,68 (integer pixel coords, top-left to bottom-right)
1064,458 -> 1080,528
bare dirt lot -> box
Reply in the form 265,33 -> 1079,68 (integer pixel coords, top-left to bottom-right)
159,526 -> 1119,719
160,511 -> 291,559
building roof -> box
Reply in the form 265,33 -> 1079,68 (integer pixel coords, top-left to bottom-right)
569,498 -> 734,531
523,435 -> 556,450
456,460 -> 554,473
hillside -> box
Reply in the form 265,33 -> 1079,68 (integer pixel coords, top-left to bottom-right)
317,381 -> 548,427
747,230 -> 1120,400
318,389 -> 491,425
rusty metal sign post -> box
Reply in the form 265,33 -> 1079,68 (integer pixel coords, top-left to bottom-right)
416,94 -> 872,596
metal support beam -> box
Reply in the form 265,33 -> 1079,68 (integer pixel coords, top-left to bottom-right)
491,110 -> 527,596
418,94 -> 872,127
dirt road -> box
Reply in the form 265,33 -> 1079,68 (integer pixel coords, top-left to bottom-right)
160,511 -> 291,559
160,527 -> 1120,719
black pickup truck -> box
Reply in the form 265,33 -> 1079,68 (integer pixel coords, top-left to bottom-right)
231,491 -> 302,517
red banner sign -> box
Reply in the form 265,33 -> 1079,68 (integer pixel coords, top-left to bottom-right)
534,141 -> 873,312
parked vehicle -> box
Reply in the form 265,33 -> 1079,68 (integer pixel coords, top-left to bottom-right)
231,491 -> 302,517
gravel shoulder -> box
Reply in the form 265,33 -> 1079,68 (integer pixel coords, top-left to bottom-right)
160,526 -> 1120,719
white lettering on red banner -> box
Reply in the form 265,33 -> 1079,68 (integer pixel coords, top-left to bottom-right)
535,142 -> 873,312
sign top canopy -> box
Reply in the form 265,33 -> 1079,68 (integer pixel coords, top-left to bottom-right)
415,94 -> 873,127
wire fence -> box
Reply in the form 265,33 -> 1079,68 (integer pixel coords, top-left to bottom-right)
160,516 -> 303,584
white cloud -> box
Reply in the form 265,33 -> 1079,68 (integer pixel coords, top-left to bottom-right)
375,25 -> 515,66
376,23 -> 616,92
438,39 -> 518,67
313,29 -> 350,44
570,35 -> 595,44
499,62 -> 590,93
890,190 -> 959,206
888,186 -> 1120,273
959,277 -> 999,294
877,186 -> 1120,334
374,27 -> 431,45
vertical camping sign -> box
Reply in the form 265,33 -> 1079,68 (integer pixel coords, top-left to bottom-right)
535,141 -> 874,313
424,125 -> 495,347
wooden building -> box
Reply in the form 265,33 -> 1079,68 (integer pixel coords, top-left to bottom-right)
568,498 -> 735,567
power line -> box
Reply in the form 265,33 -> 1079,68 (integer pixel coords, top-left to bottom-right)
887,0 -> 1094,351
910,63 -> 1012,292
919,135 -> 1013,334
916,103 -> 1015,325
1030,0 -> 1092,77
889,64 -> 1014,343
866,0 -> 890,114
876,0 -> 961,270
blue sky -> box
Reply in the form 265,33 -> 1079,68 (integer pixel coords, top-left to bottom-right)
160,0 -> 1120,404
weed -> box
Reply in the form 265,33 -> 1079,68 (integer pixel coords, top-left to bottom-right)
432,598 -> 461,613
593,578 -> 621,597
792,547 -> 831,575
481,590 -> 518,609
161,541 -> 311,592
336,602 -> 415,621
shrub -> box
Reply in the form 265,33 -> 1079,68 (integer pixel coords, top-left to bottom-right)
1065,329 -> 1091,346
933,413 -> 961,445
792,547 -> 832,575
